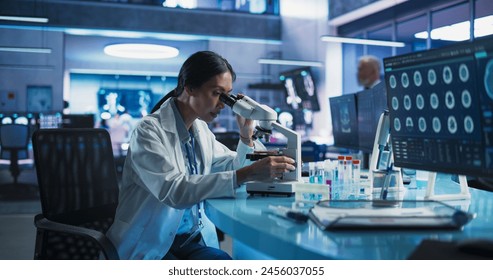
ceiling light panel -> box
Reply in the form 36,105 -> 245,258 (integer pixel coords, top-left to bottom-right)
103,43 -> 179,59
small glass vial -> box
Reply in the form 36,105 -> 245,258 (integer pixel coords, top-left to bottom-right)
316,161 -> 324,184
323,160 -> 333,186
309,162 -> 316,183
345,156 -> 353,185
336,155 -> 345,184
352,159 -> 361,184
352,159 -> 362,195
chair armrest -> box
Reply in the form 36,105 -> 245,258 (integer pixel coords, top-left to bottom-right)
34,214 -> 120,260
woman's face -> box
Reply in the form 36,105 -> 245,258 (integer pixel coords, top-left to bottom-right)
189,71 -> 233,123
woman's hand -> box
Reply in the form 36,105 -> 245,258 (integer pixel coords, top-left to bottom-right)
235,94 -> 255,146
236,156 -> 296,185
236,114 -> 254,146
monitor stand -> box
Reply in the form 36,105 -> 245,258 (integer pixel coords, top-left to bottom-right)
369,111 -> 405,194
424,172 -> 471,201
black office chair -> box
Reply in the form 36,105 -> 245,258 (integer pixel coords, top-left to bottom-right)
32,128 -> 120,259
214,131 -> 240,151
301,140 -> 326,163
0,123 -> 30,185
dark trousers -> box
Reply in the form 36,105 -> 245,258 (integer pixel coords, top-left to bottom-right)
163,233 -> 232,260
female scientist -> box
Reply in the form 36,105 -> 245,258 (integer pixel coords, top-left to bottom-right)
105,51 -> 295,260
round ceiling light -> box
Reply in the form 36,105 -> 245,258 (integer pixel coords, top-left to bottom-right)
104,43 -> 179,59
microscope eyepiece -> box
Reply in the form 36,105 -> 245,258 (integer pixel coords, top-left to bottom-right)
219,93 -> 237,108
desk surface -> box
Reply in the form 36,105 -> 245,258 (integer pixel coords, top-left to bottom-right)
205,176 -> 493,259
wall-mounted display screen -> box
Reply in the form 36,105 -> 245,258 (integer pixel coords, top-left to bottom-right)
27,85 -> 53,113
97,88 -> 155,118
280,67 -> 320,111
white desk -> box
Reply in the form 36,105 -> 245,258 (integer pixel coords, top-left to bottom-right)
205,175 -> 493,259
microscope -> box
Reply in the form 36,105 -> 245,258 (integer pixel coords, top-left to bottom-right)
220,93 -> 303,195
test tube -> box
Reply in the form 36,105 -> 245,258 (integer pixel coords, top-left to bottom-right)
324,160 -> 333,200
323,160 -> 332,186
336,155 -> 344,184
352,159 -> 361,183
316,161 -> 324,184
345,156 -> 353,185
352,159 -> 361,194
309,162 -> 316,183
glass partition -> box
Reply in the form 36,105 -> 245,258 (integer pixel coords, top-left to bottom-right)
430,2 -> 470,49
396,14 -> 427,55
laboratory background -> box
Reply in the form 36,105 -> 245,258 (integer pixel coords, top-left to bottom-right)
1,0 -> 493,260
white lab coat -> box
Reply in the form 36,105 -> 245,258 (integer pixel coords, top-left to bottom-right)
106,99 -> 256,259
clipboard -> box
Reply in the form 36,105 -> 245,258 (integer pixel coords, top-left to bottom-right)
308,200 -> 475,231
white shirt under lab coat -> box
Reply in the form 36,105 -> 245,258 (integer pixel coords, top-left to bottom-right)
106,98 -> 258,259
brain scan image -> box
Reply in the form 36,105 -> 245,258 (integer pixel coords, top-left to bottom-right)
464,116 -> 474,134
428,69 -> 437,85
448,116 -> 457,134
416,94 -> 425,110
445,91 -> 455,109
459,63 -> 469,82
461,90 -> 472,108
418,117 -> 427,132
404,95 -> 412,110
401,72 -> 409,88
406,117 -> 414,132
443,66 -> 453,84
430,93 -> 439,109
389,75 -> 397,88
339,104 -> 351,133
485,59 -> 493,100
392,96 -> 399,110
414,70 -> 422,86
433,117 -> 441,133
394,118 -> 401,132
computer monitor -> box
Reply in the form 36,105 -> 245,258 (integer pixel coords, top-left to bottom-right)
384,35 -> 493,179
61,114 -> 95,128
329,93 -> 359,150
357,82 -> 388,152
280,67 -> 320,111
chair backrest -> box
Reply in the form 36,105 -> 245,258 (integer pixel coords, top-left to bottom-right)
32,128 -> 119,259
301,140 -> 326,163
0,123 -> 29,149
214,131 -> 240,151
32,128 -> 119,221
0,123 -> 30,164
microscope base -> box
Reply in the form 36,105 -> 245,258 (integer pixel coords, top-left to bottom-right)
246,181 -> 298,196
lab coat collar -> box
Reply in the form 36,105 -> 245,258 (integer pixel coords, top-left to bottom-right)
158,97 -> 201,145
170,98 -> 191,144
